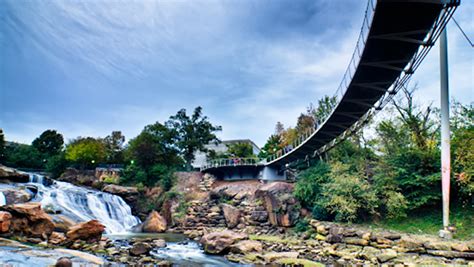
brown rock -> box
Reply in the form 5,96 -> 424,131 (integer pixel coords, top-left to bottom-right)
66,220 -> 105,243
0,165 -> 29,183
55,257 -> 72,267
49,231 -> 67,245
102,184 -> 138,204
130,242 -> 152,256
397,236 -> 423,250
263,252 -> 299,263
230,240 -> 263,254
255,182 -> 300,227
200,230 -> 248,254
424,240 -> 451,251
0,211 -> 12,233
452,243 -> 470,252
0,202 -> 54,239
142,211 -> 167,233
221,204 -> 240,228
344,237 -> 369,246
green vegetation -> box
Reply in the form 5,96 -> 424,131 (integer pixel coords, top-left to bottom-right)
66,137 -> 107,169
292,86 -> 473,232
365,205 -> 474,240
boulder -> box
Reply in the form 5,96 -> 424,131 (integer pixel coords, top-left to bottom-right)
230,240 -> 263,254
200,230 -> 248,254
250,210 -> 268,222
0,202 -> 54,239
255,182 -> 300,227
58,168 -> 97,188
51,214 -> 76,233
66,220 -> 105,243
49,231 -> 67,245
263,252 -> 299,263
0,165 -> 29,183
130,242 -> 152,256
210,181 -> 259,201
152,239 -> 166,248
221,204 -> 240,228
102,184 -> 139,205
2,188 -> 36,205
142,211 -> 167,233
0,211 -> 12,233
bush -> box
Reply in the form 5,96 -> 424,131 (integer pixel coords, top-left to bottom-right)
45,152 -> 69,178
294,161 -> 330,208
319,163 -> 379,222
294,218 -> 311,233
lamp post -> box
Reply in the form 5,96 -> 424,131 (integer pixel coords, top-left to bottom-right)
439,28 -> 452,239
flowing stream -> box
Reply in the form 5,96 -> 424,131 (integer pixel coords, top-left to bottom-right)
28,173 -> 140,234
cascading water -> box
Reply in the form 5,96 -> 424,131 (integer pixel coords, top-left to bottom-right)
0,192 -> 6,206
28,173 -> 140,234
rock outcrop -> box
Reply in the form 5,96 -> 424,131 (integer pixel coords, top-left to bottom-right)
221,203 -> 241,228
142,211 -> 167,233
0,202 -> 54,239
58,168 -> 99,188
0,165 -> 29,183
1,187 -> 36,205
255,182 -> 300,227
66,220 -> 105,243
200,230 -> 248,254
102,184 -> 139,206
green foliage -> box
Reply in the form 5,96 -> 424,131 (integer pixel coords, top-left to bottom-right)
149,164 -> 175,190
65,137 -> 106,169
32,130 -> 64,157
0,129 -> 5,163
320,163 -> 379,222
226,142 -> 255,158
294,218 -> 311,233
45,152 -> 69,178
258,134 -> 282,159
103,131 -> 125,163
4,143 -> 43,169
165,106 -> 221,170
312,95 -> 337,123
294,161 -> 330,208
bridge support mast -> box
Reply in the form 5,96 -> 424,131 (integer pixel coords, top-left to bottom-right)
439,28 -> 452,239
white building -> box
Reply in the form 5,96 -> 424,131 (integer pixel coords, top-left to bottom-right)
192,139 -> 260,169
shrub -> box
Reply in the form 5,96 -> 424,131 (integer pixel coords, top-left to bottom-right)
294,161 -> 330,208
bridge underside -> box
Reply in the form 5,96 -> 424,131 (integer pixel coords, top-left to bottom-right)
266,0 -> 453,169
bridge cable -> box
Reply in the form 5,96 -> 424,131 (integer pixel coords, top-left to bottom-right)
452,17 -> 474,48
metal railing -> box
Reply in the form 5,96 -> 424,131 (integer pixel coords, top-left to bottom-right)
200,157 -> 261,171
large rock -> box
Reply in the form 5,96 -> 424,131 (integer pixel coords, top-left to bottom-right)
66,220 -> 105,243
102,184 -> 139,205
200,230 -> 248,254
210,180 -> 260,201
2,187 -> 36,205
130,242 -> 152,256
142,211 -> 167,233
230,240 -> 263,254
0,202 -> 54,239
58,168 -> 98,188
0,211 -> 12,233
0,165 -> 29,183
221,204 -> 240,228
255,182 -> 300,227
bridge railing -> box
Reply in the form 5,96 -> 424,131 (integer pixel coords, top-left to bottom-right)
264,1 -> 376,164
200,157 -> 261,171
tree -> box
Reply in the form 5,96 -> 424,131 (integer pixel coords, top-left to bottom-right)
313,95 -> 337,124
103,131 -> 125,163
275,122 -> 285,136
165,106 -> 221,170
4,143 -> 43,169
65,137 -> 106,169
32,130 -> 64,157
226,142 -> 255,158
126,122 -> 181,169
258,134 -> 282,159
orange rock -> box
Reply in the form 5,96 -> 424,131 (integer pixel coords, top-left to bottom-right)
142,211 -> 167,233
66,220 -> 105,242
0,202 -> 54,238
0,211 -> 12,233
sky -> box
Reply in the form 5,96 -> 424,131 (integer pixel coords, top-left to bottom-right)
0,0 -> 472,147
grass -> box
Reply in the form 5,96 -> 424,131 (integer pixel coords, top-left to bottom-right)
364,205 -> 474,240
249,234 -> 300,245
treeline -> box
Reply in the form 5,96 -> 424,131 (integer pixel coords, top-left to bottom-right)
0,106 -> 221,189
287,86 -> 473,223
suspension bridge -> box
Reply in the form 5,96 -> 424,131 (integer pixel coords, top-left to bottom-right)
201,0 -> 460,180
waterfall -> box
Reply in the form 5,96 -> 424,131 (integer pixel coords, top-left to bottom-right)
28,174 -> 140,234
0,192 -> 6,206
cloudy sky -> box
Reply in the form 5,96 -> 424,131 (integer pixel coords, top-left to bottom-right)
1,0 -> 472,147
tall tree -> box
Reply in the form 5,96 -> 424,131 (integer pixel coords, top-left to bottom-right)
313,95 -> 337,124
226,142 -> 255,158
165,106 -> 221,170
104,131 -> 125,163
275,122 -> 285,136
0,129 -> 5,163
65,137 -> 106,169
32,130 -> 64,157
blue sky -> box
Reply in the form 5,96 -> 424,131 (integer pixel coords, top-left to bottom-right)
1,0 -> 472,147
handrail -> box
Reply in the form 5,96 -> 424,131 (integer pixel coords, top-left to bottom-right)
200,157 -> 261,171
